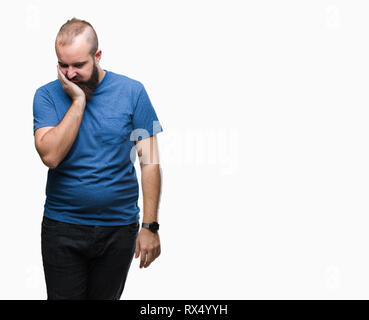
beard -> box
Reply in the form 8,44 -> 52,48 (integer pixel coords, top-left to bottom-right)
67,63 -> 100,101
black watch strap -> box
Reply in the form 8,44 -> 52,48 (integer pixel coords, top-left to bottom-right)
142,222 -> 159,233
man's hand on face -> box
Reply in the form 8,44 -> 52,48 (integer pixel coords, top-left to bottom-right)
57,65 -> 86,103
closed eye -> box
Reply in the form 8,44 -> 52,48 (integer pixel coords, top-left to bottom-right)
58,61 -> 87,68
74,62 -> 86,68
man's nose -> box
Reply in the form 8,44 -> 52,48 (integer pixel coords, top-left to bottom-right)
67,67 -> 77,80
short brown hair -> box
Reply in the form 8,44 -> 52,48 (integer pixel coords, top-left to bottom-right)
55,18 -> 98,56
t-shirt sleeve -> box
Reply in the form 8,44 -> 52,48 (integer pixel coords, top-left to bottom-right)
33,87 -> 59,135
131,84 -> 163,141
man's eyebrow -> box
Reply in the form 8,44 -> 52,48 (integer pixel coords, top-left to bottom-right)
58,61 -> 88,66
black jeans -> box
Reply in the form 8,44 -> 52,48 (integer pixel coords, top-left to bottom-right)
41,216 -> 139,300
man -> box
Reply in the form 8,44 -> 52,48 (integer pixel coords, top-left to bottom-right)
32,18 -> 163,300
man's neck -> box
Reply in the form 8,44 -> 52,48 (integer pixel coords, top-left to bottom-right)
98,66 -> 106,83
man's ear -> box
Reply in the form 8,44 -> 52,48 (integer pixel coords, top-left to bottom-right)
95,49 -> 102,64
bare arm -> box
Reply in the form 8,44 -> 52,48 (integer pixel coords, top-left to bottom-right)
141,164 -> 161,222
35,99 -> 85,168
34,66 -> 86,169
137,135 -> 162,223
134,135 -> 162,268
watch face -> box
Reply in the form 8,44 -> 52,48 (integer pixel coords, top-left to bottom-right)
150,222 -> 159,232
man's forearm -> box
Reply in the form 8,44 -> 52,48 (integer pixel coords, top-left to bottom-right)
141,164 -> 162,223
40,98 -> 86,168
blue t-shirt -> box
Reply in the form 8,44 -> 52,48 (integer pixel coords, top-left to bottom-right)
33,70 -> 163,226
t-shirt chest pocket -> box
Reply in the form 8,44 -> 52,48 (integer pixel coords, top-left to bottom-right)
97,113 -> 132,145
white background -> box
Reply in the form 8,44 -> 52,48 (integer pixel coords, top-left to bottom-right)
0,0 -> 368,299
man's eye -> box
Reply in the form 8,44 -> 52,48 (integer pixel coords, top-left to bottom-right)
59,64 -> 68,68
74,64 -> 84,68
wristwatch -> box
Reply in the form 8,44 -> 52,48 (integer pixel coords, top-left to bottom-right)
141,221 -> 160,233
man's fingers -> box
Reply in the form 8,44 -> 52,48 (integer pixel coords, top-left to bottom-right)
140,249 -> 147,268
57,65 -> 63,77
144,245 -> 161,268
135,239 -> 140,259
152,246 -> 160,261
57,65 -> 67,84
57,65 -> 72,85
151,248 -> 159,261
144,251 -> 154,268
57,65 -> 61,79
